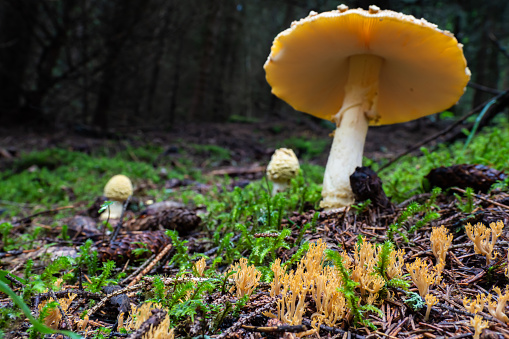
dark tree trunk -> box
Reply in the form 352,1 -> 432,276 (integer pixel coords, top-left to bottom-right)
146,3 -> 172,118
189,2 -> 223,121
92,0 -> 149,130
0,1 -> 35,124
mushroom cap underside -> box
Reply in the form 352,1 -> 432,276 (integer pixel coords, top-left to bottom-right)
264,7 -> 470,125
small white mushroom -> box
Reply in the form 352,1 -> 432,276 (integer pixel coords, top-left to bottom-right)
100,174 -> 133,220
266,148 -> 300,195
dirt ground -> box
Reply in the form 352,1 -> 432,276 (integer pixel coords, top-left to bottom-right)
0,115 -> 447,167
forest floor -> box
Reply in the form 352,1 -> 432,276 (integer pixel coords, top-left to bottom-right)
1,116 -> 508,339
0,115 -> 446,168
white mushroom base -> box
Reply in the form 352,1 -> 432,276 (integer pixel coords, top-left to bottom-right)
99,200 -> 124,220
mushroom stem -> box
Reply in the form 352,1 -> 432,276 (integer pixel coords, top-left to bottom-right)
271,181 -> 290,196
320,54 -> 383,210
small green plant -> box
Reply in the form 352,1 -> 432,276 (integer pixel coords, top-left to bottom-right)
327,249 -> 380,330
98,201 -> 114,214
59,224 -> 70,241
403,291 -> 426,311
131,242 -> 152,259
387,188 -> 441,242
0,222 -> 13,251
375,241 -> 410,290
0,280 -> 81,339
454,187 -> 475,213
84,260 -> 117,293
351,199 -> 372,214
77,239 -> 99,276
166,230 -> 192,269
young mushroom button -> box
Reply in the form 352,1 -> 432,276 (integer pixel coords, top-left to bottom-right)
100,174 -> 133,220
264,4 -> 470,210
266,148 -> 300,195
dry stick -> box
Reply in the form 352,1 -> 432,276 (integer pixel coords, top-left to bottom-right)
216,300 -> 276,339
126,308 -> 167,339
0,248 -> 39,259
34,289 -> 102,301
86,283 -> 145,318
14,205 -> 75,225
141,275 -> 269,288
378,92 -> 508,171
301,320 -> 366,339
450,187 -> 509,211
241,324 -> 310,333
3,273 -> 24,288
127,244 -> 172,287
120,254 -> 156,286
468,82 -> 503,95
436,301 -> 499,323
489,31 -> 509,61
48,289 -> 73,331
110,195 -> 131,242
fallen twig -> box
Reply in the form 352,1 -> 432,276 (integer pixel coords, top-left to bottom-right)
86,282 -> 145,318
127,244 -> 172,287
126,308 -> 167,339
216,300 -> 276,339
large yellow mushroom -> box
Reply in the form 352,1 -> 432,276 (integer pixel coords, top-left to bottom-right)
264,5 -> 470,210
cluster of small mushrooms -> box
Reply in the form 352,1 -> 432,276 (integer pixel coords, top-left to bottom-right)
264,4 -> 470,210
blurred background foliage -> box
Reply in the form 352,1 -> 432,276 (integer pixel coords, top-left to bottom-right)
0,0 -> 507,129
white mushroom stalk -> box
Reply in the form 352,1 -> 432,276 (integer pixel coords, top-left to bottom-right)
321,55 -> 383,210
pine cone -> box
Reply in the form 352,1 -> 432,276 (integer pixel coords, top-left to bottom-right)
126,207 -> 201,235
425,164 -> 506,193
350,166 -> 392,209
96,230 -> 171,263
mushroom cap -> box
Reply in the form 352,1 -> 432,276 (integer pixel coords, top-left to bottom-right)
264,5 -> 471,125
266,148 -> 300,183
103,174 -> 133,202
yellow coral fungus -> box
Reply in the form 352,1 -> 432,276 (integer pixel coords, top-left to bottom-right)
277,267 -> 308,325
299,238 -> 328,283
194,257 -> 207,277
310,265 -> 346,329
270,258 -> 285,297
386,248 -> 405,280
38,293 -> 77,330
430,225 -> 453,264
122,303 -> 174,339
350,238 -> 384,298
424,294 -> 438,322
470,315 -> 488,339
487,286 -> 509,323
463,294 -> 486,314
465,221 -> 504,265
229,257 -> 261,298
406,258 -> 436,297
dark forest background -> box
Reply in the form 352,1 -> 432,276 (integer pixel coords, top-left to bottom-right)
0,0 -> 508,130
